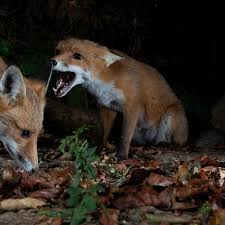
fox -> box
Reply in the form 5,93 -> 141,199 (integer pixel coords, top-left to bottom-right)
0,56 -> 46,171
50,38 -> 188,159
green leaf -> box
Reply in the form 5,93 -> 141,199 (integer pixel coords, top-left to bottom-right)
86,155 -> 98,164
85,164 -> 96,179
84,146 -> 96,157
70,206 -> 87,225
82,195 -> 97,212
67,186 -> 83,206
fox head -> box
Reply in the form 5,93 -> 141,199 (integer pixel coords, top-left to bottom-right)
50,38 -> 123,97
0,65 -> 46,172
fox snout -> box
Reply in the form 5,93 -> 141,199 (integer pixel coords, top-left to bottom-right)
17,152 -> 39,172
4,143 -> 39,172
49,59 -> 57,66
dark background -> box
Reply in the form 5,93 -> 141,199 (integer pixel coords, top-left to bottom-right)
0,0 -> 223,136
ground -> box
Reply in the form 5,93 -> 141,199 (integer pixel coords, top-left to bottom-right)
1,131 -> 225,225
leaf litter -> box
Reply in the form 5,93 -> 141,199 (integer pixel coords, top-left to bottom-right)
1,137 -> 225,224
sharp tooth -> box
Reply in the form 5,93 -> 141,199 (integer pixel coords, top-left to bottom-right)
53,87 -> 57,92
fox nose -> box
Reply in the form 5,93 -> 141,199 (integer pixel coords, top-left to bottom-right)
31,166 -> 39,173
49,59 -> 57,66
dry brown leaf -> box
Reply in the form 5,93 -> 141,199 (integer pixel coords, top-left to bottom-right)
175,179 -> 210,200
20,167 -> 72,190
146,159 -> 161,170
127,169 -> 150,185
192,155 -> 220,167
28,188 -> 62,200
122,158 -> 143,167
219,168 -> 225,179
145,172 -> 175,187
0,197 -> 47,211
99,208 -> 119,225
172,202 -> 198,210
209,209 -> 225,225
114,163 -> 127,170
113,186 -> 173,209
175,163 -> 191,185
38,217 -> 62,225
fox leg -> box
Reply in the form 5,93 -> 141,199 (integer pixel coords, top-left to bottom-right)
119,107 -> 140,159
99,107 -> 117,147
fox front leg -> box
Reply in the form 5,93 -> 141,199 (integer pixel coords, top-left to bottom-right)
99,107 -> 117,147
119,107 -> 140,159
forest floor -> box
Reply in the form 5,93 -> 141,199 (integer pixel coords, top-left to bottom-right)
1,130 -> 225,225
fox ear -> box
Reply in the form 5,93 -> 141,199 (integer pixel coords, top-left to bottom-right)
29,79 -> 46,98
103,52 -> 123,67
0,65 -> 26,108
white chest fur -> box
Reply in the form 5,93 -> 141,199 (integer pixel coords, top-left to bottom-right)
83,79 -> 124,112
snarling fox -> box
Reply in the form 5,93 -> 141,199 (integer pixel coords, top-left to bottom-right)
0,57 -> 46,171
50,38 -> 188,159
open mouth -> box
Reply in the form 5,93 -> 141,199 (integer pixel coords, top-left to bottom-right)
53,72 -> 76,97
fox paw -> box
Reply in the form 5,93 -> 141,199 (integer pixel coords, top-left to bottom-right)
117,152 -> 128,161
105,142 -> 116,150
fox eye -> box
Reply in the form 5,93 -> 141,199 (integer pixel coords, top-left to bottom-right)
73,53 -> 82,60
21,130 -> 31,138
55,49 -> 60,55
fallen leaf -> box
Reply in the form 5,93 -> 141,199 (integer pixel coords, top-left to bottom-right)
2,168 -> 15,181
175,163 -> 191,185
175,179 -> 210,200
49,217 -> 62,225
192,155 -> 220,167
126,169 -> 150,185
38,217 -> 62,225
113,186 -> 172,209
20,167 -> 72,190
99,208 -> 119,225
146,212 -> 192,224
28,188 -> 62,200
122,158 -> 143,167
172,202 -> 198,210
202,166 -> 217,173
219,168 -> 225,179
209,209 -> 225,225
114,163 -> 127,170
145,172 -> 175,187
0,197 -> 47,211
146,160 -> 161,170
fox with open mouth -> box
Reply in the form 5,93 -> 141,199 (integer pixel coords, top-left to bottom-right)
50,38 -> 188,159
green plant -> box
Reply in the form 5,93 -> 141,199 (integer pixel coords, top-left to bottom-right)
59,126 -> 104,225
58,125 -> 88,155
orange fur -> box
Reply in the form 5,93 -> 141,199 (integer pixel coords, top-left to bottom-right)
0,56 -> 46,171
52,38 -> 188,159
